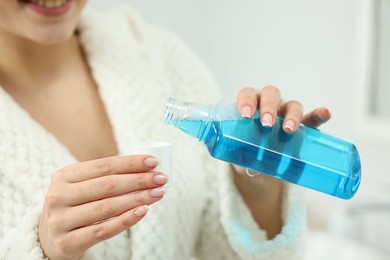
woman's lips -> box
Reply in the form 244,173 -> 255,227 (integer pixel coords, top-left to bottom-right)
22,0 -> 72,17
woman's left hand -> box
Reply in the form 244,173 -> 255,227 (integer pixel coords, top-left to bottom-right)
236,85 -> 332,132
232,85 -> 332,239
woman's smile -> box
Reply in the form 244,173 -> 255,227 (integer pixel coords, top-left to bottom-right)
27,0 -> 69,9
0,0 -> 86,44
20,0 -> 72,17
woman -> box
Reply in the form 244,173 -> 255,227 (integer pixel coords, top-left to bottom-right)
0,0 -> 331,259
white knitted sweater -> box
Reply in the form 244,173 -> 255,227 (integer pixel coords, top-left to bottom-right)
0,9 -> 306,260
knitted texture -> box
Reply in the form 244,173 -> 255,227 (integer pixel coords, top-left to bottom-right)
0,8 -> 305,260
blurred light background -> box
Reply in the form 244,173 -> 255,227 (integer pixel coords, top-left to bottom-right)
87,1 -> 390,259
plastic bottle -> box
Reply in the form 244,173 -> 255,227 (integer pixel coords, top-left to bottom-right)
162,97 -> 361,199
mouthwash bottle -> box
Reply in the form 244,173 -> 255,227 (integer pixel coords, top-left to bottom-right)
163,97 -> 361,199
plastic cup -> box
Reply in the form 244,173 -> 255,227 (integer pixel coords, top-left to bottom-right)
131,141 -> 172,184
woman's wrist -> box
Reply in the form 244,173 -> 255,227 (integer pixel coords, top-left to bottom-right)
231,165 -> 283,196
231,165 -> 283,239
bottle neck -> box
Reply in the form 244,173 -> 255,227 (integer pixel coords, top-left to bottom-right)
163,97 -> 211,122
162,97 -> 211,140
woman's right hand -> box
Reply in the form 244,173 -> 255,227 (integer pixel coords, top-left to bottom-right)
38,155 -> 167,260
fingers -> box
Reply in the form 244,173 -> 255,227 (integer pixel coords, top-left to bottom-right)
236,85 -> 328,133
61,155 -> 159,183
39,155 -> 168,260
74,205 -> 148,250
60,187 -> 165,231
237,87 -> 259,118
44,155 -> 168,228
279,100 -> 304,133
51,205 -> 149,257
302,107 -> 332,128
237,85 -> 282,127
64,172 -> 168,206
258,86 -> 282,127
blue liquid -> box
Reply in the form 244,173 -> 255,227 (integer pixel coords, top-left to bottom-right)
168,114 -> 361,199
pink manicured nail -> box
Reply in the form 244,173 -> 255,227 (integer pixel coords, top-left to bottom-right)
144,157 -> 160,167
241,106 -> 252,118
153,174 -> 168,185
284,120 -> 295,133
150,187 -> 165,197
261,113 -> 273,127
134,205 -> 149,217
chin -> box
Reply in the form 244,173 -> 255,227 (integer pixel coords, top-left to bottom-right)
28,25 -> 78,45
37,33 -> 75,45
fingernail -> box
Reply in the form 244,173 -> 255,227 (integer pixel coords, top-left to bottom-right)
284,120 -> 295,133
134,205 -> 149,217
144,157 -> 160,167
240,106 -> 252,118
261,113 -> 273,127
327,108 -> 332,117
153,174 -> 168,185
150,187 -> 165,197
320,107 -> 332,120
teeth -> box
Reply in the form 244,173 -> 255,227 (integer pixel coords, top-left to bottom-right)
32,0 -> 68,9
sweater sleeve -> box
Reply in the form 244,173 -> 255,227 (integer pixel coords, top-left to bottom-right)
0,88 -> 82,259
0,205 -> 48,260
193,159 -> 306,260
218,163 -> 307,259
